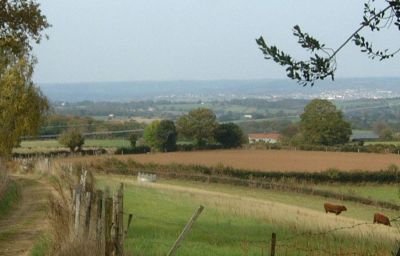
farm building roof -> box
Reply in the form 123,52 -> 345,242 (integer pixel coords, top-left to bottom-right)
248,133 -> 280,140
350,130 -> 379,141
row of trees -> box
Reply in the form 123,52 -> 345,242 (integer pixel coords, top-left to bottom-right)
143,108 -> 244,152
49,108 -> 243,153
57,101 -> 351,152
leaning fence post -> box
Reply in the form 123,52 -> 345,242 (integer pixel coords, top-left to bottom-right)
270,232 -> 276,256
167,205 -> 204,256
125,214 -> 133,235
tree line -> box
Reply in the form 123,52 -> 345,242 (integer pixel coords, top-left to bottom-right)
142,108 -> 244,152
58,108 -> 245,153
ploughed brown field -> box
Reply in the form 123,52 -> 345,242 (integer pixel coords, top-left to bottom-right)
73,149 -> 400,172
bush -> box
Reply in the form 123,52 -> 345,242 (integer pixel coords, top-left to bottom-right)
176,144 -> 196,151
114,146 -> 151,155
176,143 -> 224,151
58,129 -> 85,152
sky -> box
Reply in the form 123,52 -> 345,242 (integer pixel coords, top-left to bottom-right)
33,0 -> 400,83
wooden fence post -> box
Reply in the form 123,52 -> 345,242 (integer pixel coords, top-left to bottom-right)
125,214 -> 133,235
117,183 -> 124,256
167,205 -> 204,256
96,190 -> 103,241
112,193 -> 119,255
74,186 -> 81,234
270,232 -> 276,256
84,192 -> 92,237
104,197 -> 113,256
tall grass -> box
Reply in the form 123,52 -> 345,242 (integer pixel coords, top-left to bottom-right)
44,164 -> 103,256
96,178 -> 397,256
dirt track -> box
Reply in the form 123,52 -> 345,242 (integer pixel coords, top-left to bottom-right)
70,149 -> 400,172
0,177 -> 51,256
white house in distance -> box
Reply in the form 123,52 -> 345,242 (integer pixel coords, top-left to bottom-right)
248,133 -> 280,144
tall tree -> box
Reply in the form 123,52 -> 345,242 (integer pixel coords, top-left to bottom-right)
374,122 -> 394,140
214,123 -> 244,148
0,58 -> 49,155
256,0 -> 400,86
129,133 -> 138,148
177,108 -> 218,146
300,99 -> 352,146
0,0 -> 49,56
154,120 -> 177,152
0,0 -> 50,156
143,120 -> 161,150
279,123 -> 301,146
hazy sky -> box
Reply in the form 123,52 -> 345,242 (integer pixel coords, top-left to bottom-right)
33,0 -> 400,83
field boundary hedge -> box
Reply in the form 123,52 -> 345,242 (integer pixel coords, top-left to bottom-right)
88,158 -> 400,183
12,148 -> 107,159
84,158 -> 400,211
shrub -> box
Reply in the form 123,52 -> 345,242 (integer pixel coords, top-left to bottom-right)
114,146 -> 151,155
58,129 -> 85,152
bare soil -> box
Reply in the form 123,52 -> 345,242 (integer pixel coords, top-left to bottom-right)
70,149 -> 400,172
0,177 -> 51,256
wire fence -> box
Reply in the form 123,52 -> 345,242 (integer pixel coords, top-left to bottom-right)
123,209 -> 400,255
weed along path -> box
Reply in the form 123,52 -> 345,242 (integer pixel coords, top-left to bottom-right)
0,176 -> 51,256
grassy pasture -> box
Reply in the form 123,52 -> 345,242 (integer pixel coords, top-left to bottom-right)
366,141 -> 400,146
314,183 -> 400,204
18,139 -> 129,150
96,174 -> 399,256
139,178 -> 399,220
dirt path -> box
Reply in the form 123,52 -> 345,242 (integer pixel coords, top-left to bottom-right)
0,176 -> 51,256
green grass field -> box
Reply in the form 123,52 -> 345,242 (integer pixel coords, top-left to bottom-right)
366,141 -> 400,146
314,183 -> 400,204
97,175 -> 398,255
19,139 -> 129,149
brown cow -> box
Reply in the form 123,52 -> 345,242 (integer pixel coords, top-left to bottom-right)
373,213 -> 391,226
324,203 -> 347,215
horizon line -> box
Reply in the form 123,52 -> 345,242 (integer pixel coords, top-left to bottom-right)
36,76 -> 400,85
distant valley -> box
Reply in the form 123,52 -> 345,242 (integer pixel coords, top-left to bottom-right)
39,77 -> 400,102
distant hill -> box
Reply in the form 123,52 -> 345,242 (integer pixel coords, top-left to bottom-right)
38,77 -> 400,102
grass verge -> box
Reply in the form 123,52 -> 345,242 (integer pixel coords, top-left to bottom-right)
29,235 -> 51,256
0,180 -> 20,218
